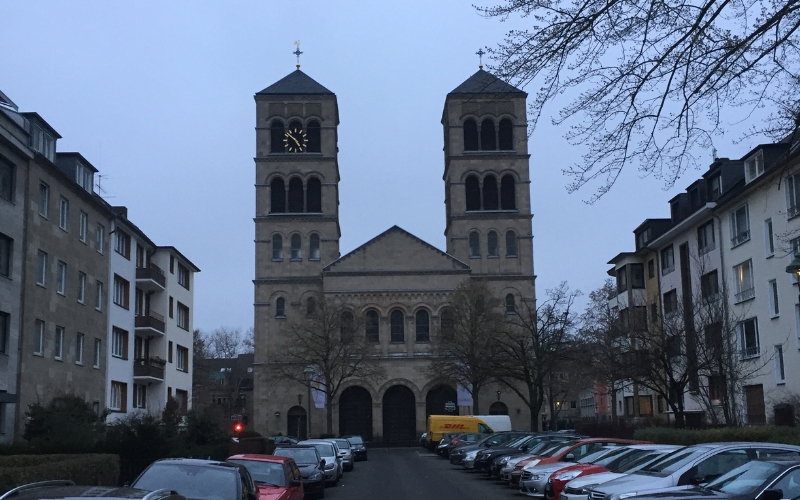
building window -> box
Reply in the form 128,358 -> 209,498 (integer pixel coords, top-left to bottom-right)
112,327 -> 128,359
505,294 -> 516,314
176,345 -> 188,372
730,204 -> 750,247
95,281 -> 104,310
483,175 -> 499,210
291,234 -> 302,260
288,177 -> 304,212
744,151 -> 764,183
75,333 -> 84,365
498,118 -> 514,150
663,289 -> 678,316
708,174 -> 722,200
58,197 -> 69,230
739,318 -> 760,358
788,172 -> 800,219
168,341 -> 173,363
34,320 -> 45,355
38,182 -> 49,217
54,326 -> 64,360
134,384 -> 147,409
769,280 -> 779,317
469,232 -> 480,258
500,175 -> 516,210
465,175 -> 481,211
661,245 -> 675,275
270,177 -> 286,213
733,260 -> 755,303
56,261 -> 67,295
775,345 -> 786,383
697,220 -> 715,254
617,265 -> 628,293
275,297 -> 285,318
36,250 -> 47,286
177,302 -> 190,330
77,272 -> 86,303
463,118 -> 479,151
309,234 -> 320,260
487,231 -> 499,257
307,176 -> 322,212
0,311 -> 9,354
480,118 -> 496,150
96,224 -> 105,254
93,338 -> 101,368
110,381 -> 127,412
270,119 -> 285,153
0,157 -> 13,201
631,263 -> 645,288
765,219 -> 775,257
272,234 -> 283,260
415,310 -> 430,342
306,297 -> 316,316
390,310 -> 404,342
365,310 -> 379,342
169,296 -> 174,318
341,311 -> 355,343
113,275 -> 130,309
506,231 -> 517,257
0,233 -> 11,278
307,120 -> 321,153
76,163 -> 93,192
177,264 -> 190,290
700,270 -> 719,300
115,229 -> 131,259
79,212 -> 88,242
648,259 -> 655,279
440,308 -> 454,339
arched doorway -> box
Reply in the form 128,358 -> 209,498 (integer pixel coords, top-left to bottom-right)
426,384 -> 458,417
489,401 -> 508,415
382,385 -> 416,444
287,406 -> 307,440
339,386 -> 373,440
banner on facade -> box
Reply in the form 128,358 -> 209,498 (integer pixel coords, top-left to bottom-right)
457,384 -> 472,406
312,372 -> 326,409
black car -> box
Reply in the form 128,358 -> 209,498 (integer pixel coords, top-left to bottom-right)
439,433 -> 488,458
342,435 -> 368,461
0,482 -> 186,500
477,433 -> 575,476
272,444 -> 327,497
269,436 -> 299,445
449,431 -> 531,466
131,458 -> 256,500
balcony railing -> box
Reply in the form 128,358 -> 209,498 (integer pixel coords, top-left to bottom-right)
731,230 -> 751,247
735,287 -> 755,303
133,357 -> 165,380
789,204 -> 800,220
135,311 -> 165,334
136,263 -> 166,290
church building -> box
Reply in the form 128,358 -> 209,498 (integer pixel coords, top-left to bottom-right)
252,66 -> 536,442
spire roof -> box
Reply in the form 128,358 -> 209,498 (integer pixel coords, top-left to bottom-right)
257,70 -> 333,95
448,69 -> 525,95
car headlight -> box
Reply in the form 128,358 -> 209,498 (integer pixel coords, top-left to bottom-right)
325,462 -> 335,470
577,484 -> 599,494
553,470 -> 583,481
531,473 -> 546,480
499,457 -> 509,465
465,451 -> 478,459
618,492 -> 639,499
309,472 -> 323,480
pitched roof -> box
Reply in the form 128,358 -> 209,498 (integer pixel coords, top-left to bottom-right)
448,69 -> 525,95
257,70 -> 333,95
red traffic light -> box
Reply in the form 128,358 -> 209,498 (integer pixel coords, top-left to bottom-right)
233,422 -> 243,433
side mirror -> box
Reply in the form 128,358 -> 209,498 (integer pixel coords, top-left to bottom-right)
564,453 -> 575,461
319,458 -> 326,468
759,489 -> 782,500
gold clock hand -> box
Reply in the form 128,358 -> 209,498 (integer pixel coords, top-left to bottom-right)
292,135 -> 301,147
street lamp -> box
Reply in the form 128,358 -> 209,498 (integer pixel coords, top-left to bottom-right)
304,365 -> 315,439
496,390 -> 501,401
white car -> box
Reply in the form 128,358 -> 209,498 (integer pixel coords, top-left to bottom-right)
299,439 -> 343,484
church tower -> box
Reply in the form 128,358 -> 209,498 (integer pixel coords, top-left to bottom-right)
442,70 -> 536,308
253,69 -> 340,436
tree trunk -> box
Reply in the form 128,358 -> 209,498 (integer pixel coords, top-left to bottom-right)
610,384 -> 618,420
326,399 -> 334,436
528,385 -> 538,431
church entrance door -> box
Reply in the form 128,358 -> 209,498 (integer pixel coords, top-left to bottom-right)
426,384 -> 458,417
287,406 -> 307,440
339,386 -> 373,440
382,385 -> 416,445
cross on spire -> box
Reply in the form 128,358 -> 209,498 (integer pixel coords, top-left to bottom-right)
294,41 -> 303,69
476,49 -> 485,69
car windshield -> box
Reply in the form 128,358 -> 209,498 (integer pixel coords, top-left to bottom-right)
332,439 -> 350,450
616,451 -> 671,473
640,447 -> 712,476
705,461 -> 781,495
274,448 -> 319,465
578,447 -> 625,464
346,436 -> 363,445
228,460 -> 286,488
309,442 -> 334,456
133,463 -> 238,500
508,436 -> 534,448
544,441 -> 580,458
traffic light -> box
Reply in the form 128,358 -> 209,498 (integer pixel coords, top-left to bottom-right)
233,421 -> 243,434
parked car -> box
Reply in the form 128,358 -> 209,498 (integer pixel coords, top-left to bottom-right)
343,435 -> 368,461
0,482 -> 185,500
272,444 -> 327,498
585,443 -> 800,500
440,433 -> 489,458
522,446 -> 632,498
299,439 -> 343,485
131,458 -> 257,500
330,438 -> 355,471
227,454 -> 304,500
269,436 -> 299,445
477,433 -> 576,475
499,441 -> 570,481
451,431 -> 531,466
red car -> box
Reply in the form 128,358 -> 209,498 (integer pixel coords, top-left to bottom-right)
227,454 -> 304,500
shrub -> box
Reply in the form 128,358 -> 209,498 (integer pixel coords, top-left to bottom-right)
24,396 -> 107,453
633,426 -> 800,445
0,454 -> 119,494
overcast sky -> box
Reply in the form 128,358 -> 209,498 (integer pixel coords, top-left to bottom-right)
1,1 -> 770,333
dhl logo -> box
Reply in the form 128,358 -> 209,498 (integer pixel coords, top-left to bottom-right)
442,423 -> 467,429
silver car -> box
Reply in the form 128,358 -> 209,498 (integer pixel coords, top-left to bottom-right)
299,439 -> 343,484
521,446 -> 626,497
331,438 -> 355,472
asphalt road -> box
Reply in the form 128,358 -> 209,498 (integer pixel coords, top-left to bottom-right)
323,448 -> 522,499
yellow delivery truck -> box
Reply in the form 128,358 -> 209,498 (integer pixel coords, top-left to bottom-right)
425,414 -> 511,450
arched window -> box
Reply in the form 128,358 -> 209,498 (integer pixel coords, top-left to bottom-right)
306,176 -> 322,213
465,175 -> 481,211
505,294 -> 516,314
270,119 -> 285,153
415,310 -> 430,342
483,175 -> 499,210
499,118 -> 513,150
306,297 -> 316,316
288,177 -> 304,212
309,234 -> 320,260
275,297 -> 285,318
501,175 -> 516,210
480,118 -> 496,150
365,310 -> 380,342
341,311 -> 354,343
463,118 -> 479,151
506,231 -> 518,257
440,308 -> 454,339
306,120 -> 321,153
291,234 -> 302,260
272,234 -> 283,260
390,310 -> 404,343
287,119 -> 304,153
469,231 -> 480,258
488,231 -> 499,257
270,178 -> 286,213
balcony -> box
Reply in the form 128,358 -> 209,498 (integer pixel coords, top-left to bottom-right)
136,263 -> 166,292
133,357 -> 165,382
135,311 -> 165,336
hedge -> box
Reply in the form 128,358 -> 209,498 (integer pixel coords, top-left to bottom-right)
0,454 -> 119,494
633,426 -> 800,446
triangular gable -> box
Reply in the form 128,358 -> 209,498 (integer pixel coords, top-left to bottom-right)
448,69 -> 525,95
257,70 -> 334,95
323,226 -> 470,274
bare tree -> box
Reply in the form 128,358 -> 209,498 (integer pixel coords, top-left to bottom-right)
478,0 -> 800,201
428,279 -> 506,414
271,294 -> 385,435
242,327 -> 255,354
207,327 -> 244,358
193,328 -> 210,360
